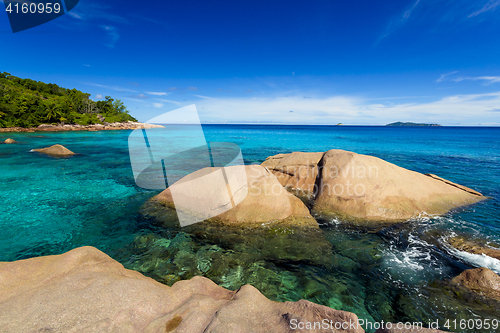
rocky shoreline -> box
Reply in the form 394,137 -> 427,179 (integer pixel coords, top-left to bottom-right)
0,246 -> 365,333
0,246 -> 459,333
1,147 -> 497,332
0,121 -> 164,133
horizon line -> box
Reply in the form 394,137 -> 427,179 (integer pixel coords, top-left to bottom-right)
147,123 -> 500,127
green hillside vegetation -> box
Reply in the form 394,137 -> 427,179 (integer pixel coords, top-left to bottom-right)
0,72 -> 137,128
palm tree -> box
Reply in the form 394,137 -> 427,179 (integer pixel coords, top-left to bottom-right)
46,104 -> 62,123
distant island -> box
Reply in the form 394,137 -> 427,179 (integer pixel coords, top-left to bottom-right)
0,72 -> 136,128
386,122 -> 442,127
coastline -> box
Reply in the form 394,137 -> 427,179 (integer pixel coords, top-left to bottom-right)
0,121 -> 164,133
0,126 -> 498,332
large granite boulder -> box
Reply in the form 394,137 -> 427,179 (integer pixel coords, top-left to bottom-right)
4,138 -> 16,144
32,144 -> 75,157
0,246 -> 364,333
150,164 -> 317,227
450,267 -> 500,300
262,150 -> 484,223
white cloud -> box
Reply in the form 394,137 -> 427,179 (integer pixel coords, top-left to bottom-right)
454,76 -> 500,84
189,91 -> 500,126
437,72 -> 500,85
101,25 -> 119,48
123,97 -> 147,103
468,0 -> 500,18
403,0 -> 421,19
193,94 -> 214,99
153,103 -> 164,108
145,91 -> 169,96
96,94 -> 103,99
65,3 -> 128,24
83,82 -> 137,93
436,71 -> 459,82
157,99 -> 183,106
378,0 -> 421,41
68,12 -> 82,20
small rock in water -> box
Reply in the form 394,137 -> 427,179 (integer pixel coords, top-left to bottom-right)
32,144 -> 75,157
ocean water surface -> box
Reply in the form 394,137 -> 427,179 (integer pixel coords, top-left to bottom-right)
1,125 -> 499,332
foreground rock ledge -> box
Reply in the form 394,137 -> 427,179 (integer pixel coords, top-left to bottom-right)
0,246 -> 363,333
262,149 -> 485,223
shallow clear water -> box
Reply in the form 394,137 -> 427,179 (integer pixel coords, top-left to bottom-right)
1,125 -> 499,332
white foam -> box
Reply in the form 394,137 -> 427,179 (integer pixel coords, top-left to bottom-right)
448,248 -> 500,274
382,233 -> 446,284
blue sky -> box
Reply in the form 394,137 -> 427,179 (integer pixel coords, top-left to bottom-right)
1,0 -> 500,125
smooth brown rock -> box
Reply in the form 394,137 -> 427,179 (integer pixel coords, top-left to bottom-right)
261,152 -> 324,202
262,149 -> 486,222
265,150 -> 484,223
450,267 -> 500,300
32,144 -> 75,156
151,164 -> 317,227
313,150 -> 485,222
4,138 -> 16,144
448,236 -> 500,260
0,246 -> 364,333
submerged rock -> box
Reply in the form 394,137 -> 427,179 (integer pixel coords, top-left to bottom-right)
263,150 -> 485,223
447,236 -> 500,260
127,223 -> 334,289
32,144 -> 75,157
0,246 -> 364,333
150,164 -> 317,227
4,138 -> 16,144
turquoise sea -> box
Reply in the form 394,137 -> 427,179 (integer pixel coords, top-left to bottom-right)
1,125 -> 500,332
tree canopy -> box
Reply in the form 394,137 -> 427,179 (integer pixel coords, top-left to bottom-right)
0,72 -> 137,128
